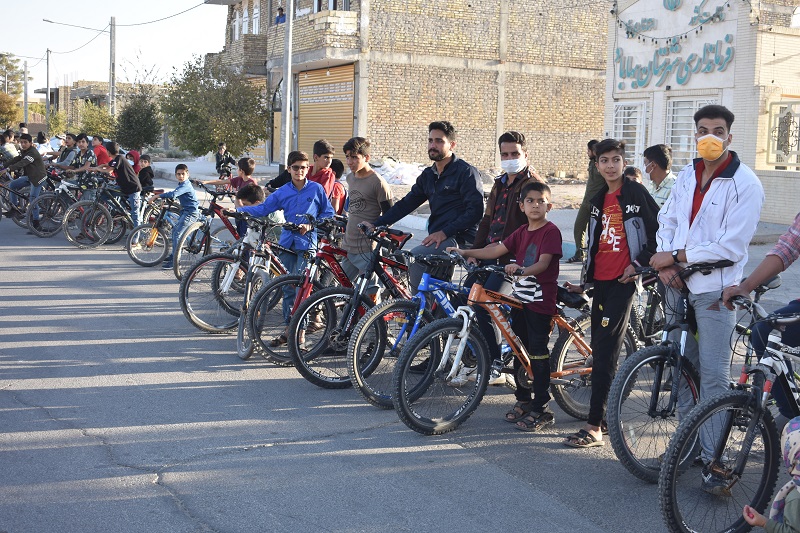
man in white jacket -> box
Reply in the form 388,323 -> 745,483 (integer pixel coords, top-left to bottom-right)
650,104 -> 764,492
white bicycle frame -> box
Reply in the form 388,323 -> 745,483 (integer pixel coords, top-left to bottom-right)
435,305 -> 476,381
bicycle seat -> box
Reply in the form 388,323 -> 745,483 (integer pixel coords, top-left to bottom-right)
557,285 -> 590,309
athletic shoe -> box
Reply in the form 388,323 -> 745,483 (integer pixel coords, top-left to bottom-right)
448,366 -> 477,386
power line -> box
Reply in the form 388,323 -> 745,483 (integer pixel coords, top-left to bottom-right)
116,2 -> 204,27
51,25 -> 110,55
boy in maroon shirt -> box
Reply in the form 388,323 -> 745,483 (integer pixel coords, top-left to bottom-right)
449,182 -> 562,432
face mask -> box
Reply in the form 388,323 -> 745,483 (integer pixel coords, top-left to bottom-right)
500,158 -> 526,175
642,163 -> 651,181
696,134 -> 726,161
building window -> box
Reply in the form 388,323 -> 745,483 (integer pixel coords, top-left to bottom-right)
243,8 -> 249,36
253,4 -> 260,34
612,102 -> 647,169
234,10 -> 241,41
793,6 -> 800,28
314,0 -> 349,12
767,101 -> 800,168
666,98 -> 717,169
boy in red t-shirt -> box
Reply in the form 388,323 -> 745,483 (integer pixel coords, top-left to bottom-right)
564,138 -> 659,448
449,182 -> 562,432
308,140 -> 336,196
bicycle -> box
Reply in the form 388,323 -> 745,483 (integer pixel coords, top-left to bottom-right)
62,176 -> 136,248
245,214 -> 350,365
284,225 -> 412,389
125,197 -> 178,267
172,181 -> 241,281
605,260 -> 743,483
658,295 -> 800,533
390,259 -> 621,435
24,170 -> 93,238
0,175 -> 32,228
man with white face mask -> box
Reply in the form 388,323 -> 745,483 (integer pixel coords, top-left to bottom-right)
472,131 -> 546,265
650,104 -> 764,492
642,143 -> 676,208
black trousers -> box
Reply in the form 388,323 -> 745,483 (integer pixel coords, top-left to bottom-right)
588,279 -> 635,427
511,308 -> 553,411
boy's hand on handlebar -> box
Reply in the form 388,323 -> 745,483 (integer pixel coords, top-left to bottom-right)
563,281 -> 585,294
658,264 -> 685,290
504,263 -> 522,276
298,223 -> 312,236
618,264 -> 637,284
722,285 -> 751,311
359,221 -> 375,234
445,246 -> 461,254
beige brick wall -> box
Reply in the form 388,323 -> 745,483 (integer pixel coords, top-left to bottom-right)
758,170 -> 800,223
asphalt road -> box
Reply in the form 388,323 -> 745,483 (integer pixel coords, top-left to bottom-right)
5,184 -> 793,532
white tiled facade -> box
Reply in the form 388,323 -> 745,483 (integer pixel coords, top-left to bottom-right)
604,0 -> 800,224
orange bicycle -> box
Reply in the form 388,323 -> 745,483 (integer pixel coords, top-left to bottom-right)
391,258 -> 611,435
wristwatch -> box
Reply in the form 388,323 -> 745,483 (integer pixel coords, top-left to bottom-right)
515,268 -> 525,276
671,250 -> 680,264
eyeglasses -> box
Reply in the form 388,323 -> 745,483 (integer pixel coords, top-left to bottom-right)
290,165 -> 309,171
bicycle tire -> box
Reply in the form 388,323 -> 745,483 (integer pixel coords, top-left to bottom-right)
287,286 -> 372,389
63,200 -> 113,248
658,390 -> 780,533
26,193 -> 68,237
178,253 -> 243,333
173,220 -> 205,281
105,212 -> 129,245
348,298 -> 435,409
9,184 -> 30,229
126,224 -> 170,267
606,345 -> 701,483
549,314 -> 636,421
210,224 -> 238,253
392,317 -> 490,435
237,309 -> 254,360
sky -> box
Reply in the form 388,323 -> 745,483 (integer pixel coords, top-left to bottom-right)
4,1 -> 228,99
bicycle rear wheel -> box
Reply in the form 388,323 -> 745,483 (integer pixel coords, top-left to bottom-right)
658,390 -> 780,533
126,224 -> 170,266
237,309 -> 254,360
248,274 -> 306,366
173,220 -> 205,281
179,253 -> 243,333
9,184 -> 30,229
392,317 -> 490,435
26,193 -> 68,237
105,211 -> 129,245
606,345 -> 700,483
63,200 -> 113,248
348,299 -> 434,409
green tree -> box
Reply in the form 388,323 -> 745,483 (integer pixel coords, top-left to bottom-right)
77,101 -> 116,139
29,103 -> 67,135
161,56 -> 271,156
0,92 -> 20,127
116,86 -> 162,151
0,54 -> 28,98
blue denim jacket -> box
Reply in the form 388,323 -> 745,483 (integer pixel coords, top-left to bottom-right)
159,180 -> 199,214
238,179 -> 334,250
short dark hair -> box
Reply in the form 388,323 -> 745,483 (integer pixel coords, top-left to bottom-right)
175,163 -> 189,172
36,131 -> 47,144
238,157 -> 256,176
594,138 -> 626,159
287,150 -> 309,167
140,154 -> 151,162
623,166 -> 642,180
76,133 -> 89,143
19,133 -> 33,142
588,139 -> 599,150
330,158 -> 345,180
2,129 -> 14,141
277,6 -> 284,12
313,139 -> 335,157
236,183 -> 265,204
428,120 -> 456,141
218,142 -> 226,148
498,131 -> 526,149
65,133 -> 77,142
92,135 -> 103,142
519,181 -> 551,202
343,136 -> 371,157
105,141 -> 120,155
642,144 -> 672,171
694,104 -> 735,130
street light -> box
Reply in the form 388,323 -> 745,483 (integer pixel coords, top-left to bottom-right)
42,17 -> 116,116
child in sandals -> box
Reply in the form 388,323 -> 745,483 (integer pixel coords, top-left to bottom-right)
449,182 -> 562,432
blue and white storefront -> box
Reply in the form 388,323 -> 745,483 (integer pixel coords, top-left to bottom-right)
604,0 -> 800,224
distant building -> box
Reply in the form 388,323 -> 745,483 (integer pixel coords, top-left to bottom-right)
206,0 -> 608,176
604,0 -> 800,224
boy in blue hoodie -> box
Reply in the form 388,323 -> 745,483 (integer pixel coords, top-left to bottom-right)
145,164 -> 200,269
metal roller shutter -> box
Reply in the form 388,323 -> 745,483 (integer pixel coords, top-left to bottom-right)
297,64 -> 355,156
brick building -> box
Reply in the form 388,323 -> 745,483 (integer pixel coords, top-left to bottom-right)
604,0 -> 800,224
205,0 -> 607,176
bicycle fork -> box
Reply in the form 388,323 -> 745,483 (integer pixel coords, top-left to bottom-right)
436,306 -> 474,381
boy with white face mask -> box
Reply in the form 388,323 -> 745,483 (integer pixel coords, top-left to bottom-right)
650,104 -> 764,491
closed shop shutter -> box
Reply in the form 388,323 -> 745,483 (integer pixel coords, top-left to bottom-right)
297,64 -> 355,157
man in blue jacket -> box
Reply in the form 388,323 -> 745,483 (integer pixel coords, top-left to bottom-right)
366,121 -> 484,287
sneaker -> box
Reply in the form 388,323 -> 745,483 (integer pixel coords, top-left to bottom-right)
701,464 -> 731,496
448,366 -> 477,386
129,242 -> 143,251
161,262 -> 174,269
488,371 -> 506,386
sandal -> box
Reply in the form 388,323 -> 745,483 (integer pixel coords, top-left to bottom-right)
563,429 -> 604,448
504,401 -> 534,423
515,411 -> 555,432
565,255 -> 583,264
270,334 -> 288,348
306,321 -> 325,334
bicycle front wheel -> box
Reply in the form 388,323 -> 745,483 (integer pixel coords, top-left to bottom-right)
237,309 -> 254,360
126,224 -> 170,266
348,298 -> 434,409
392,317 -> 490,435
658,390 -> 780,533
287,286 -> 372,389
26,193 -> 67,237
63,200 -> 112,248
179,253 -> 243,333
606,345 -> 700,483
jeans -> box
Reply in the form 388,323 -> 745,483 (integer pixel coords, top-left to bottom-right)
407,237 -> 458,290
751,300 -> 800,418
127,191 -> 141,228
9,176 -> 43,221
170,210 -> 199,259
668,287 -> 736,461
341,251 -> 379,296
280,250 -> 309,326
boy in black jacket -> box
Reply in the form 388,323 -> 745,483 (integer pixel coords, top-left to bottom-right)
0,133 -> 47,229
92,142 -> 143,229
137,155 -> 154,191
564,138 -> 660,449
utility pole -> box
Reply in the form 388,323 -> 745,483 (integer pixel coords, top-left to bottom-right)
281,0 -> 295,165
109,16 -> 116,116
23,61 -> 28,123
46,49 -> 51,133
